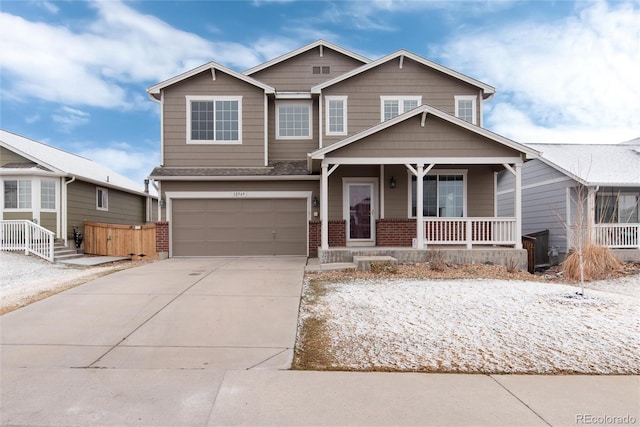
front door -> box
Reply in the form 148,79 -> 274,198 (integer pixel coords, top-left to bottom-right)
345,182 -> 375,246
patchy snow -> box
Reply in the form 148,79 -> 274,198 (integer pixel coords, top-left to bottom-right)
298,276 -> 640,374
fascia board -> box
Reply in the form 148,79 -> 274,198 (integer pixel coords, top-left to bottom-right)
311,50 -> 496,96
147,62 -> 275,99
243,40 -> 370,76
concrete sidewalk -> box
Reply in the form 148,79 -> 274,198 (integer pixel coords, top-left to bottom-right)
1,257 -> 638,426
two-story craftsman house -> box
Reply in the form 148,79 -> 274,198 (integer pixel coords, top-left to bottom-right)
148,40 -> 538,263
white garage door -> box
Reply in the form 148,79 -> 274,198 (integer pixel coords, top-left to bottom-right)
171,198 -> 307,256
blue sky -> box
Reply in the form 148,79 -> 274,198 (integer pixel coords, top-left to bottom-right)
1,0 -> 639,185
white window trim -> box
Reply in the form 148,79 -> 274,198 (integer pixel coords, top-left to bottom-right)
407,169 -> 468,218
96,187 -> 109,211
455,95 -> 477,125
276,100 -> 313,140
325,95 -> 348,136
186,95 -> 243,145
380,95 -> 422,122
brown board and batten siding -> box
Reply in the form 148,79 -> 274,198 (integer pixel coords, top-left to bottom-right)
67,180 -> 147,240
321,57 -> 481,147
162,70 -> 266,168
248,47 -> 366,91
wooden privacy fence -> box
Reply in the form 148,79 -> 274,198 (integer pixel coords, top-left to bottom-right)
84,221 -> 157,260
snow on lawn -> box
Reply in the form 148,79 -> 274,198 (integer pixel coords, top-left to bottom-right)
297,277 -> 640,374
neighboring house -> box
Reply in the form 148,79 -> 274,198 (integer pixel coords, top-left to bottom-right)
1,129 -> 157,248
147,40 -> 539,262
497,139 -> 640,261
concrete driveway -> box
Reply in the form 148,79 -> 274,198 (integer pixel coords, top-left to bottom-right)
2,257 -> 638,426
1,257 -> 306,426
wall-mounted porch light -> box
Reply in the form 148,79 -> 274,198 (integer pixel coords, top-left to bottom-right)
389,176 -> 396,189
159,199 -> 166,208
312,196 -> 319,208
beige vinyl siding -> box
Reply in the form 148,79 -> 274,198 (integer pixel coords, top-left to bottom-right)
249,47 -> 365,91
322,58 -> 480,147
327,114 -> 520,159
268,97 -> 319,162
40,212 -> 57,234
3,212 -> 32,221
67,180 -> 147,240
162,70 -> 266,168
1,147 -> 34,165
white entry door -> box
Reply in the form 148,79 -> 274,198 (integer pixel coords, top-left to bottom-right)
345,181 -> 376,246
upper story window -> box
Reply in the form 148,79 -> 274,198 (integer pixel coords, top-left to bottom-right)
326,96 -> 347,136
4,179 -> 31,209
380,96 -> 422,122
455,95 -> 477,125
410,172 -> 466,218
276,101 -> 312,139
186,95 -> 242,144
96,187 -> 108,211
41,179 -> 56,210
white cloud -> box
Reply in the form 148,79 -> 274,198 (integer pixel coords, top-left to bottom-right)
432,0 -> 640,143
52,106 -> 90,132
78,145 -> 160,186
0,1 -> 296,110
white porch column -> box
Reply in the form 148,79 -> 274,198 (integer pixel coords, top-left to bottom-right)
514,163 -> 523,249
321,164 -> 329,250
416,164 -> 424,249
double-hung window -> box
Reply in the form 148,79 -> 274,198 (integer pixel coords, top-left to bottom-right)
596,193 -> 639,223
410,173 -> 466,217
187,96 -> 242,144
380,96 -> 421,122
96,187 -> 108,211
455,95 -> 477,125
276,101 -> 312,139
41,180 -> 56,210
325,96 -> 347,136
4,179 -> 32,209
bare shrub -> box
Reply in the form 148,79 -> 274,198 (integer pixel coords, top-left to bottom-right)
562,245 -> 622,281
428,250 -> 447,272
370,260 -> 398,274
506,256 -> 520,274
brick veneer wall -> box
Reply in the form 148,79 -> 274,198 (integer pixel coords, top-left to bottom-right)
308,220 -> 347,256
376,218 -> 416,247
155,221 -> 169,253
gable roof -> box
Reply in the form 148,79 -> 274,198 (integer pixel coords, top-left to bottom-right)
147,62 -> 275,101
0,129 -> 155,197
311,50 -> 496,98
243,40 -> 370,76
527,142 -> 640,187
310,105 -> 538,161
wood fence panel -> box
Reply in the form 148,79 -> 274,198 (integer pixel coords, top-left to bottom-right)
84,222 -> 157,260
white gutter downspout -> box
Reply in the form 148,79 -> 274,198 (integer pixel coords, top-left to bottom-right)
151,179 -> 161,222
63,175 -> 76,246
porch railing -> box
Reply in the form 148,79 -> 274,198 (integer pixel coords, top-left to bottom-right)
423,217 -> 517,248
0,220 -> 55,262
593,223 -> 639,249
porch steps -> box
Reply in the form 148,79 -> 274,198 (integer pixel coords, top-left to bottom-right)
305,258 -> 357,273
53,240 -> 82,262
353,256 -> 398,272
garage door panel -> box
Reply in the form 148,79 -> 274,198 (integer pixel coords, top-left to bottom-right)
172,198 -> 307,256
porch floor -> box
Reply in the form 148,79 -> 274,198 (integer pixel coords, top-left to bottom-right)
317,246 -> 527,270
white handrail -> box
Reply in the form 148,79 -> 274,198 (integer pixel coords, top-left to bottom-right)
0,220 -> 55,262
423,217 -> 517,248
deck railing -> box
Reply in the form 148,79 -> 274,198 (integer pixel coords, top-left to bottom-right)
593,223 -> 639,249
423,217 -> 517,248
0,220 -> 55,262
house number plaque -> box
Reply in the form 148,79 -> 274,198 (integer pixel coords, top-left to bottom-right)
232,191 -> 247,197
